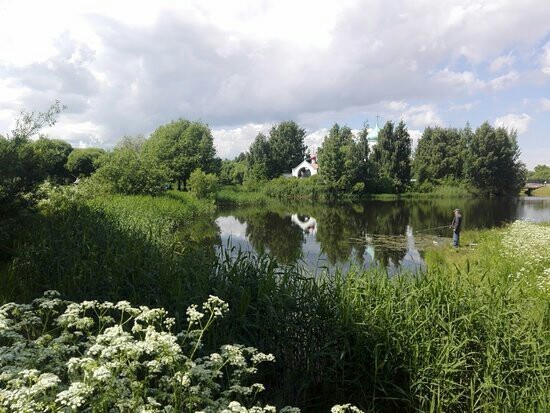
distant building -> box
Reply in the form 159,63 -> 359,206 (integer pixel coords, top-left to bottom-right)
291,155 -> 318,178
367,118 -> 381,148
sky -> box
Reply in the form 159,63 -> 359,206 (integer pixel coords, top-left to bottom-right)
0,0 -> 549,168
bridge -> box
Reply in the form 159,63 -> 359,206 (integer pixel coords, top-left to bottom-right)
523,182 -> 545,196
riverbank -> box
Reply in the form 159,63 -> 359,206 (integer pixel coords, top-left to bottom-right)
532,185 -> 550,197
1,190 -> 548,411
216,181 -> 474,205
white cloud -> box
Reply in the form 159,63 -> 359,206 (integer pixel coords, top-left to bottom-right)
540,98 -> 550,112
541,42 -> 550,75
489,53 -> 515,72
494,113 -> 531,134
304,128 -> 329,154
489,71 -> 519,90
401,104 -> 443,129
0,0 -> 550,154
434,69 -> 485,93
385,101 -> 408,111
212,123 -> 272,159
449,102 -> 476,112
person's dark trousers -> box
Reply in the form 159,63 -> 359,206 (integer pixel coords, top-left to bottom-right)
453,231 -> 460,247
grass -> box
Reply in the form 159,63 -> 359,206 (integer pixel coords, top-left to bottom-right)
1,191 -> 548,412
532,185 -> 550,197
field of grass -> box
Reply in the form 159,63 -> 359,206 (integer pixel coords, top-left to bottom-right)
1,190 -> 548,412
532,185 -> 550,197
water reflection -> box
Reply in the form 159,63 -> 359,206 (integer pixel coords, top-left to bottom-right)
213,197 -> 550,271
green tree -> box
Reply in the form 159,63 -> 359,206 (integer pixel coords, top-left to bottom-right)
188,168 -> 219,199
220,160 -> 246,185
0,101 -> 64,209
144,120 -> 219,190
246,133 -> 275,181
268,121 -> 307,175
357,122 -> 371,182
372,120 -> 411,193
413,126 -> 463,183
94,145 -> 168,195
32,137 -> 73,182
115,135 -> 147,152
317,124 -> 364,191
66,148 -> 106,178
528,164 -> 550,181
464,122 -> 526,195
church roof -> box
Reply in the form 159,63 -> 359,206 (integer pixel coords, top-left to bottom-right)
368,120 -> 381,143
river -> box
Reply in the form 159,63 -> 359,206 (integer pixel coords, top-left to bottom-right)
210,196 -> 550,272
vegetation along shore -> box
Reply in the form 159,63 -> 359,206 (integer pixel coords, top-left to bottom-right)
1,104 -> 549,411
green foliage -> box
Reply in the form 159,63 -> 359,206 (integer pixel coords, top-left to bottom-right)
247,133 -> 276,181
528,164 -> 550,181
0,102 -> 65,210
188,168 -> 219,199
0,292 -> 284,412
9,100 -> 64,140
4,194 -> 549,411
263,175 -> 328,200
93,145 -> 168,195
268,121 -> 307,176
317,124 -> 365,191
372,120 -> 412,193
143,119 -> 219,190
220,159 -> 247,185
464,122 -> 526,195
65,147 -> 106,177
413,126 -> 464,183
31,137 -> 73,182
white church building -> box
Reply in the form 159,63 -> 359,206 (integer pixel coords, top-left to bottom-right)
290,118 -> 381,178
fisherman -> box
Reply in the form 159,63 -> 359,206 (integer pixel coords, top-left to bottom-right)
450,209 -> 462,248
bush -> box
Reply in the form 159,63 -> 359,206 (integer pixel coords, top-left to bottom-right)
0,292 -> 280,412
93,148 -> 168,195
188,168 -> 219,199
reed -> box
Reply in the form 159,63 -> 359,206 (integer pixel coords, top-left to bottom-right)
1,192 -> 548,412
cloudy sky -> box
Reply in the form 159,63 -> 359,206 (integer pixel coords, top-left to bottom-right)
1,0 -> 549,167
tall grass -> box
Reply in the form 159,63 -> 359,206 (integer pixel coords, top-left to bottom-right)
1,192 -> 548,412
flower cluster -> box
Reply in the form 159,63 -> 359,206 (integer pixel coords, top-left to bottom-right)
0,292 -> 274,412
501,220 -> 550,292
0,292 -> 362,413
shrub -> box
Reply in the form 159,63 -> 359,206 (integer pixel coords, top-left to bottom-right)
0,292 -> 279,412
188,168 -> 219,199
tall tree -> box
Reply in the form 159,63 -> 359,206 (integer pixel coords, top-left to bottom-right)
268,121 -> 307,175
143,120 -> 219,190
464,122 -> 526,195
413,126 -> 463,183
246,133 -> 275,181
32,137 -> 73,182
317,124 -> 363,190
357,122 -> 371,182
372,120 -> 412,193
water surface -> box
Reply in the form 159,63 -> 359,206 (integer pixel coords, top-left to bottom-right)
210,197 -> 550,272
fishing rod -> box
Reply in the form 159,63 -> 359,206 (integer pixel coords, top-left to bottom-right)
414,225 -> 450,234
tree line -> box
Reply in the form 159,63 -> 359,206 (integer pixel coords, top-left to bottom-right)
1,102 -> 530,212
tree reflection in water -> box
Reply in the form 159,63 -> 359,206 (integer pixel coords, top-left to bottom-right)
216,197 -> 547,271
